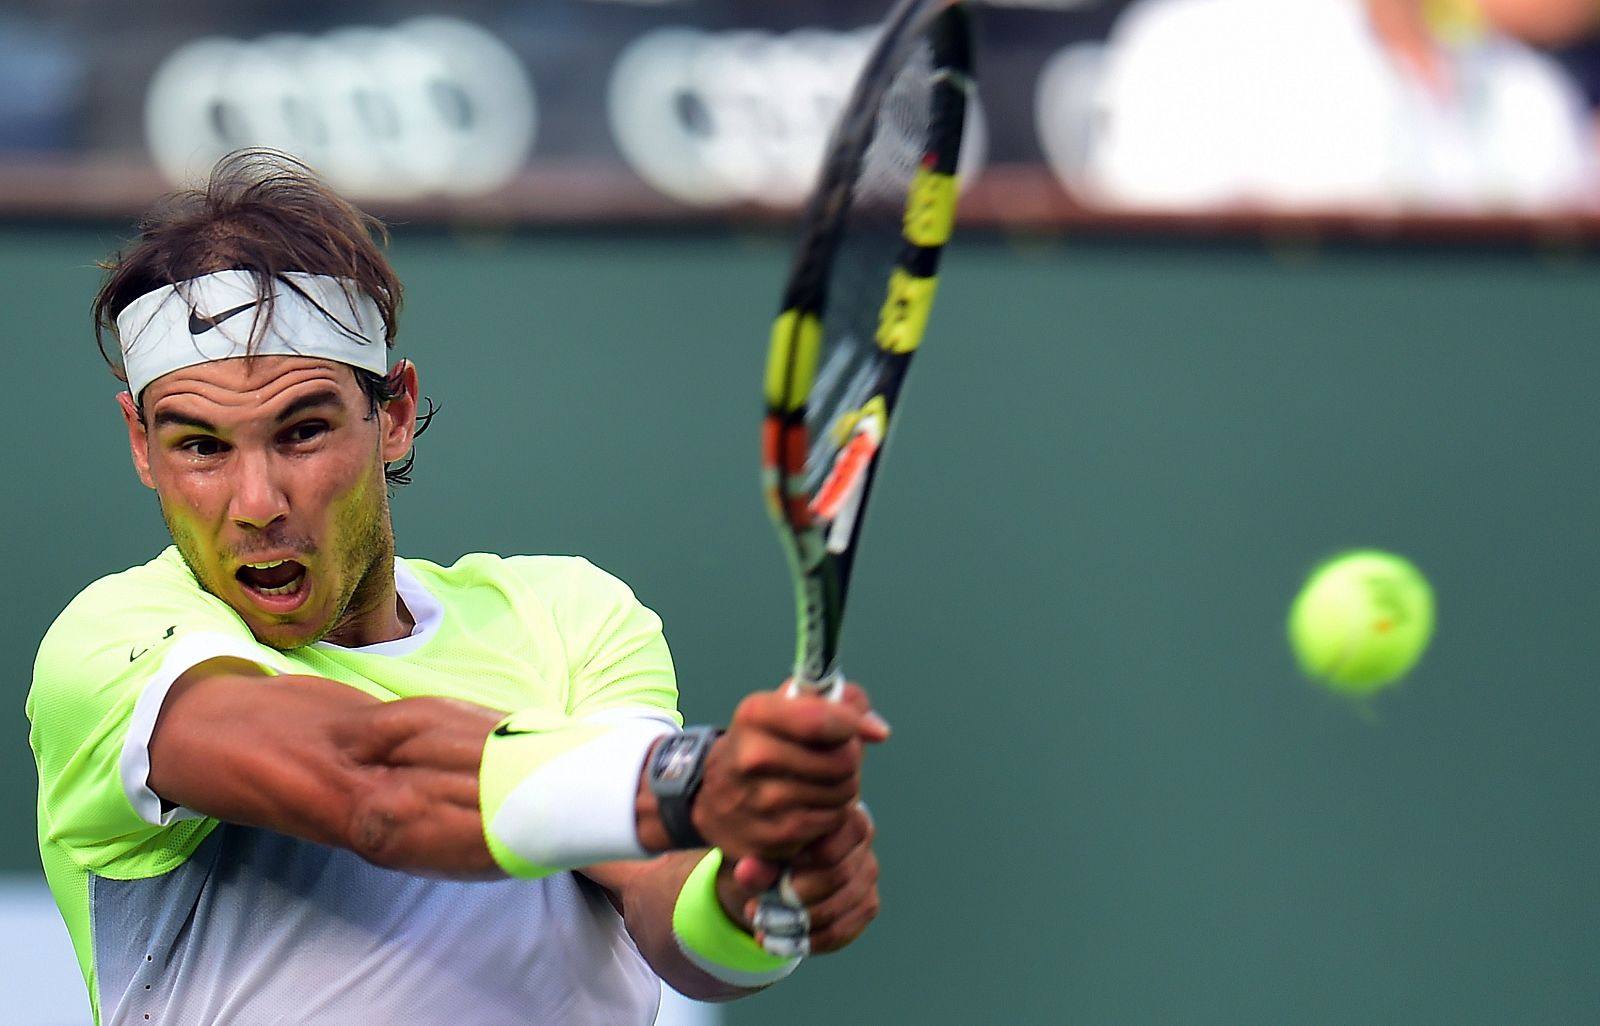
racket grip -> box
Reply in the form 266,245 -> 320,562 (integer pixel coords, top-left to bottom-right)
754,668 -> 845,956
753,872 -> 812,957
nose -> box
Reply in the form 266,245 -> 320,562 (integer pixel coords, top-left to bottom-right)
227,448 -> 289,531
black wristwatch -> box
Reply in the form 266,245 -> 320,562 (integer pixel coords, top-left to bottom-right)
647,725 -> 722,849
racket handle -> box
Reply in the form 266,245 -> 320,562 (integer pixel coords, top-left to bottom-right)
753,872 -> 812,957
753,668 -> 845,956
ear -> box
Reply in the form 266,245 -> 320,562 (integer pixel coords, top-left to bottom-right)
117,391 -> 156,490
378,360 -> 421,464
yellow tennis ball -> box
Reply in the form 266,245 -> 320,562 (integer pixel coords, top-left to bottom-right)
1287,549 -> 1435,694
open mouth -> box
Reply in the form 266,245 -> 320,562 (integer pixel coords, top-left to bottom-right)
235,559 -> 308,599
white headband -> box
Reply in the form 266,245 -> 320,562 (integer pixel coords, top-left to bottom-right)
115,269 -> 389,398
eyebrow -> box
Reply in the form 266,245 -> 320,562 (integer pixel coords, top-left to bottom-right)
150,388 -> 349,434
273,388 -> 348,425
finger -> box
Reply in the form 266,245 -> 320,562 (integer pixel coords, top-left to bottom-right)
730,854 -> 783,893
808,887 -> 881,954
801,856 -> 880,954
784,809 -> 875,907
792,804 -> 874,869
832,684 -> 890,743
747,776 -> 862,815
700,760 -> 861,821
709,805 -> 851,862
734,692 -> 872,748
786,831 -> 874,907
724,731 -> 862,785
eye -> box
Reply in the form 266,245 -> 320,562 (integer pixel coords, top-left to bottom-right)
282,420 -> 329,445
179,436 -> 228,458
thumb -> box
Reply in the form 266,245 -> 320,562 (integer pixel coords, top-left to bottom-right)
730,854 -> 783,893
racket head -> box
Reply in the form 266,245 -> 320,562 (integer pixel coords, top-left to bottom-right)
761,0 -> 974,688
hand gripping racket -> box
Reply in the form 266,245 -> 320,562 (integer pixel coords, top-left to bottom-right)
752,0 -> 975,958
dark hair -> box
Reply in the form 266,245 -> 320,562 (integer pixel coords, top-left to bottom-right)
92,148 -> 432,486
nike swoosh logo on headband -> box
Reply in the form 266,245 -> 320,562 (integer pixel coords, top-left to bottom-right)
188,301 -> 259,336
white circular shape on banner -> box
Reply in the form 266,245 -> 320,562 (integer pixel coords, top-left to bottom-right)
396,17 -> 537,195
144,37 -> 249,188
143,18 -> 536,200
610,25 -> 984,208
1034,41 -> 1108,199
607,28 -> 733,206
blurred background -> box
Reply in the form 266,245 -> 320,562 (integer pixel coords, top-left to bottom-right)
4,0 -> 1599,1023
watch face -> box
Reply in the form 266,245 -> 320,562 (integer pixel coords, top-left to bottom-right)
656,737 -> 700,786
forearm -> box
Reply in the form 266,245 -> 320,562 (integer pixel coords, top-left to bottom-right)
152,665 -> 878,891
151,664 -> 675,879
149,666 -> 507,875
584,853 -> 792,1003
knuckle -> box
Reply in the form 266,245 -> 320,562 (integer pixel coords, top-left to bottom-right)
820,862 -> 854,892
753,782 -> 790,816
819,746 -> 859,779
834,741 -> 865,774
733,742 -> 768,777
801,701 -> 854,744
732,696 -> 766,728
783,700 -> 828,738
814,808 -> 850,839
754,821 -> 793,853
824,779 -> 860,809
811,836 -> 848,866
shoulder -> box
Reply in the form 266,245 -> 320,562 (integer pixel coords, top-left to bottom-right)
404,552 -> 642,608
1477,34 -> 1590,108
54,547 -> 202,608
37,549 -> 240,656
29,548 -> 263,729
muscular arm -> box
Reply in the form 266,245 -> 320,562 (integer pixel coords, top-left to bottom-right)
147,661 -> 885,879
146,657 -> 505,874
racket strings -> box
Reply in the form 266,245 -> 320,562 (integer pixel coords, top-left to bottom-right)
802,41 -> 938,495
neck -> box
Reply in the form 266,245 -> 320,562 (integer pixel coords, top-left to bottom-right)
321,540 -> 413,649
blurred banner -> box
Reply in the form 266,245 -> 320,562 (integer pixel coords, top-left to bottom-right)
0,0 -> 1109,219
3,0 -> 1600,223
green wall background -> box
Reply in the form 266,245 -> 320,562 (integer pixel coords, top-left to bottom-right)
2,224 -> 1596,1024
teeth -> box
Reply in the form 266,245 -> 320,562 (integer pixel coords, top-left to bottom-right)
255,581 -> 302,597
245,559 -> 288,570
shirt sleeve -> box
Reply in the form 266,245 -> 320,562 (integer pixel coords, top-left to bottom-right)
504,555 -> 682,727
27,557 -> 292,878
479,556 -> 682,876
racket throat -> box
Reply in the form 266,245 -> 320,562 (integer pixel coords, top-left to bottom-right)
785,667 -> 844,701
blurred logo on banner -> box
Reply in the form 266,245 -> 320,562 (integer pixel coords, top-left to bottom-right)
144,17 -> 536,201
609,27 -> 986,207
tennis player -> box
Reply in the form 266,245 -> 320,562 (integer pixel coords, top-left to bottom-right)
27,150 -> 885,1025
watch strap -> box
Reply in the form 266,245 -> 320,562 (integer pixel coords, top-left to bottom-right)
648,725 -> 723,849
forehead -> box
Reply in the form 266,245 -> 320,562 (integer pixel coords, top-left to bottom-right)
141,356 -> 361,420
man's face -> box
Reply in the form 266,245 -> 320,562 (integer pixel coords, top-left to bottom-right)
120,356 -> 416,649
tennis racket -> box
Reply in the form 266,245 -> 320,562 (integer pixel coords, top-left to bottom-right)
753,0 -> 975,958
